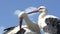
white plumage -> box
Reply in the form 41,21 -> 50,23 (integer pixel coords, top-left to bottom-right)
4,12 -> 40,34
38,6 -> 60,34
18,12 -> 40,34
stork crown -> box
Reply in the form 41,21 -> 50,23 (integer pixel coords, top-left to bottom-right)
38,6 -> 46,9
18,12 -> 26,19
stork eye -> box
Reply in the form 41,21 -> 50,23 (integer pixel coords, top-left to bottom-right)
40,8 -> 43,9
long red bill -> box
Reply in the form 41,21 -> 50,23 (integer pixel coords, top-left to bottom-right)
27,9 -> 39,14
20,17 -> 23,29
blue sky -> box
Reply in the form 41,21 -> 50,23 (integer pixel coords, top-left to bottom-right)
0,0 -> 60,34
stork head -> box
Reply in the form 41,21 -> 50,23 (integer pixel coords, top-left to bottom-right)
18,12 -> 27,20
38,6 -> 47,13
18,12 -> 27,29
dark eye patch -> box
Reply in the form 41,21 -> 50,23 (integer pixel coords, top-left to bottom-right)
40,8 -> 44,9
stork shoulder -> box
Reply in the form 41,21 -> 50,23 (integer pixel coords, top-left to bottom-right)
44,15 -> 58,18
43,15 -> 58,21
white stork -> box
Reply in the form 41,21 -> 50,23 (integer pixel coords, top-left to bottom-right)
38,6 -> 60,34
4,10 -> 40,34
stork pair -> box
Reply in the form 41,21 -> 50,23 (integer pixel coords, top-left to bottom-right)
4,6 -> 60,34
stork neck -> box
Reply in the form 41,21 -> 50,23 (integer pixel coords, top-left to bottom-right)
38,11 -> 47,28
23,14 -> 36,31
39,12 -> 47,19
23,14 -> 33,26
23,14 -> 40,34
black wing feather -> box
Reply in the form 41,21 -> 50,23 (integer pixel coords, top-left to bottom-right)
4,26 -> 17,34
45,18 -> 60,34
57,19 -> 60,34
45,18 -> 57,27
16,28 -> 26,34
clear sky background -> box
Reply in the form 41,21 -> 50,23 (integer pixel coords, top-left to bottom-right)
0,0 -> 60,34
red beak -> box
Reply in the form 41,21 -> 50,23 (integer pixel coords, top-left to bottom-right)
27,9 -> 39,14
20,17 -> 23,29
